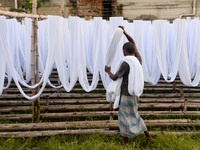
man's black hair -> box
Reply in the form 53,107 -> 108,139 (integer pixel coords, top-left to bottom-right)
122,42 -> 136,54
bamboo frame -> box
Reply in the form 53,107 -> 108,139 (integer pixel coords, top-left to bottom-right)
0,10 -> 47,19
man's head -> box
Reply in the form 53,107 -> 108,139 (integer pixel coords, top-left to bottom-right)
122,42 -> 136,56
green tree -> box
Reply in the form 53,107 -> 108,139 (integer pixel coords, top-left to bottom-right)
9,0 -> 50,14
22,0 -> 50,13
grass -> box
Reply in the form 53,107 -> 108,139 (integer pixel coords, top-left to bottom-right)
0,133 -> 200,150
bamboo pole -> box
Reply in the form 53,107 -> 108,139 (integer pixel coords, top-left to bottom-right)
31,0 -> 36,123
61,0 -> 64,17
109,102 -> 114,120
0,129 -> 118,138
2,130 -> 200,138
0,119 -> 192,132
172,81 -> 176,92
34,17 -> 40,122
2,110 -> 200,121
0,10 -> 47,19
180,87 -> 184,99
15,0 -> 18,9
31,0 -> 40,122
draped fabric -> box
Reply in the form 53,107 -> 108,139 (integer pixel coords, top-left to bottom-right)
106,56 -> 144,109
0,15 -> 200,100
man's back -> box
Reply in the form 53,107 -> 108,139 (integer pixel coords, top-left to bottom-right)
116,52 -> 142,96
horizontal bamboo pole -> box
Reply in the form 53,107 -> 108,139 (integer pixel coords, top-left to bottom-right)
1,110 -> 200,121
0,119 -> 192,132
1,130 -> 200,138
149,131 -> 200,136
0,9 -> 47,19
0,99 -> 108,106
1,102 -> 200,113
4,83 -> 199,90
2,93 -> 200,100
3,86 -> 200,94
0,129 -> 118,138
0,104 -> 111,113
0,93 -> 106,99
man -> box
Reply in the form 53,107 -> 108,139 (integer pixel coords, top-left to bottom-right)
105,26 -> 152,145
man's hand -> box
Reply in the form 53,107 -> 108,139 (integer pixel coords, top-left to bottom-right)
118,26 -> 125,33
105,66 -> 111,73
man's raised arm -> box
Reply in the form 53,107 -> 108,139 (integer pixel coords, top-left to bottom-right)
118,26 -> 139,53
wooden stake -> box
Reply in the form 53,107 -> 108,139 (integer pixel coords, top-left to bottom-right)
32,0 -> 40,123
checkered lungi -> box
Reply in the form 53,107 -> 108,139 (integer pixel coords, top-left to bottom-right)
118,95 -> 147,137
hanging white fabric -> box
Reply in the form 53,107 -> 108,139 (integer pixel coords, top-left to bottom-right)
1,16 -> 200,100
106,56 -> 144,109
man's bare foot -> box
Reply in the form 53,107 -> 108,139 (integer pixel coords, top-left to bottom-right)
144,130 -> 153,140
122,136 -> 128,145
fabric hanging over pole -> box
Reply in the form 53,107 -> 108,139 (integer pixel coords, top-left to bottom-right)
1,16 -> 200,100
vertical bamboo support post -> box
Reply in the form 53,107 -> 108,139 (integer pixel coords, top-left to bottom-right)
184,99 -> 187,112
180,87 -> 184,99
61,0 -> 64,17
15,0 -> 18,9
179,87 -> 184,111
109,102 -> 114,120
45,95 -> 49,113
184,99 -> 190,131
172,81 -> 176,93
35,17 -> 40,121
31,14 -> 36,96
32,0 -> 40,122
66,7 -> 69,18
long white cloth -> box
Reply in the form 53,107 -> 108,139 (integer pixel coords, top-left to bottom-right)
1,16 -> 200,100
106,56 -> 144,109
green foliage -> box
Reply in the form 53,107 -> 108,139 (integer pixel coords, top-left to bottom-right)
9,8 -> 26,13
21,0 -> 50,13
